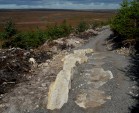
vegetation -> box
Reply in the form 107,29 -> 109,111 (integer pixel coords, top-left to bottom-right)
76,21 -> 89,33
91,21 -> 109,29
0,10 -> 115,31
3,19 -> 17,39
5,30 -> 46,49
1,20 -> 73,49
0,17 -> 107,49
47,20 -> 72,40
110,0 -> 139,48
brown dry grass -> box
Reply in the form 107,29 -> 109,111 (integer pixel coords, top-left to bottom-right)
0,10 -> 116,31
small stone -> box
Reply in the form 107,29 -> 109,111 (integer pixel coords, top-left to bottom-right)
132,86 -> 136,89
106,96 -> 111,100
41,83 -> 46,87
129,91 -> 134,95
43,63 -> 48,67
36,105 -> 39,108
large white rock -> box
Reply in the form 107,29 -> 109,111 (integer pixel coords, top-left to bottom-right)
47,49 -> 93,110
29,58 -> 36,65
75,68 -> 113,109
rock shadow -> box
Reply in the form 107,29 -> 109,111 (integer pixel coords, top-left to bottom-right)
106,33 -> 125,50
126,54 -> 139,113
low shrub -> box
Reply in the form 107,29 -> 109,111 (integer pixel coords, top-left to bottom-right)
3,19 -> 17,39
1,21 -> 73,49
2,29 -> 48,49
91,21 -> 109,29
91,22 -> 100,29
47,20 -> 72,40
76,21 -> 89,33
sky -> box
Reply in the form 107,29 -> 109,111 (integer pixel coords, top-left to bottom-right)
0,0 -> 123,9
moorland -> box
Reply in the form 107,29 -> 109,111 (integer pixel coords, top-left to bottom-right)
0,9 -> 116,31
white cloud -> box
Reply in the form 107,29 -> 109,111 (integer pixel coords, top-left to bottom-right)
0,2 -> 120,9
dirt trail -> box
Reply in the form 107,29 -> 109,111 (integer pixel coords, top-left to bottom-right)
0,27 -> 137,113
55,27 -> 136,113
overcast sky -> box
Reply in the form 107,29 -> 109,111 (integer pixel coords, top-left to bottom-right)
0,0 -> 123,9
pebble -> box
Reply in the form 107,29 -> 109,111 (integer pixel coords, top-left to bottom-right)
131,86 -> 136,89
41,83 -> 46,87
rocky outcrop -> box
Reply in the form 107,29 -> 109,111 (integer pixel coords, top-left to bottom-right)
47,49 -> 93,110
75,68 -> 113,109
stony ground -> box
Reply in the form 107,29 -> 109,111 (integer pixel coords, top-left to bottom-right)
0,27 -> 138,113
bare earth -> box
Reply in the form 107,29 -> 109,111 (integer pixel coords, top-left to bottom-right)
0,27 -> 137,113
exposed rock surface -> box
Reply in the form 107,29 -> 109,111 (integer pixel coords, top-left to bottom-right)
75,67 -> 113,109
47,49 -> 93,110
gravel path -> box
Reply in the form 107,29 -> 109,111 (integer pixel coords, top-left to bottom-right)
53,27 -> 136,113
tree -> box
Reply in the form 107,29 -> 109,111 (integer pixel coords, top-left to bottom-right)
130,0 -> 139,38
110,0 -> 139,40
3,18 -> 17,39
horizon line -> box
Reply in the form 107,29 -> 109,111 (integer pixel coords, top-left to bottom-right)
0,8 -> 118,10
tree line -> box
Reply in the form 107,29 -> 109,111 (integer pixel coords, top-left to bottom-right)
110,0 -> 139,50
